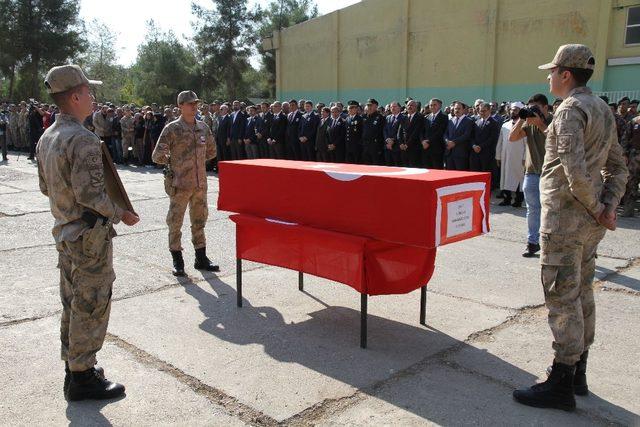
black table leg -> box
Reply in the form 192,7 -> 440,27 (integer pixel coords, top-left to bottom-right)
361,293 -> 368,348
298,271 -> 304,291
420,285 -> 427,325
236,259 -> 243,307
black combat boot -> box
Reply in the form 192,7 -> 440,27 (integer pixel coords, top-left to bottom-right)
522,242 -> 540,258
67,367 -> 125,401
194,247 -> 220,272
512,191 -> 524,208
546,351 -> 589,396
513,361 -> 576,411
64,362 -> 105,396
170,250 -> 186,276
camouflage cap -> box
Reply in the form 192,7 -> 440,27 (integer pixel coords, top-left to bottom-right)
538,44 -> 595,70
44,64 -> 102,94
177,90 -> 199,105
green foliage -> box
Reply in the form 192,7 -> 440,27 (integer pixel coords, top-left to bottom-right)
129,20 -> 200,106
256,0 -> 318,97
192,0 -> 257,100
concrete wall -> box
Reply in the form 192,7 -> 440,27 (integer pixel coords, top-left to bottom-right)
274,0 -> 640,104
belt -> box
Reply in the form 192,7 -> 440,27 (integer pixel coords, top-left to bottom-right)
81,211 -> 108,227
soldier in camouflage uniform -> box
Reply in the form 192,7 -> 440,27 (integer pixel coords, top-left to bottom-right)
7,104 -> 19,150
37,65 -> 139,400
620,115 -> 640,217
18,102 -> 29,150
514,45 -> 628,411
152,90 -> 219,276
119,108 -> 135,164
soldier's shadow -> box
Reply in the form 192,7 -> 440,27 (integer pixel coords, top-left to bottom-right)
65,394 -> 125,426
179,273 -> 638,424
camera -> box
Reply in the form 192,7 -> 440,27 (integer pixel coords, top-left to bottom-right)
518,105 -> 542,120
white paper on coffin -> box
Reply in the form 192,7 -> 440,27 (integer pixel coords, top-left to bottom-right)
435,182 -> 488,246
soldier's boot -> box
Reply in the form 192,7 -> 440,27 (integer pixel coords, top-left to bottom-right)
64,362 -> 105,396
512,191 -> 524,208
194,247 -> 220,272
170,250 -> 186,276
546,351 -> 589,396
513,362 -> 576,411
67,367 -> 125,401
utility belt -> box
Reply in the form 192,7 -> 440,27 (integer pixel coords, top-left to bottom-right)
81,211 -> 111,258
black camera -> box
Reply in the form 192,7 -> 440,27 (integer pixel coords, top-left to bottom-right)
518,105 -> 542,120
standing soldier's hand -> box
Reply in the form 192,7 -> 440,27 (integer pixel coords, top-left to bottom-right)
596,204 -> 617,231
122,211 -> 140,226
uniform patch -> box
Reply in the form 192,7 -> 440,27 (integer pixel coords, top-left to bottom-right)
557,135 -> 572,153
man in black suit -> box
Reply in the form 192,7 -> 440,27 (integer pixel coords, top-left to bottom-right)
444,101 -> 474,170
229,100 -> 247,160
285,99 -> 303,160
298,100 -> 320,161
267,102 -> 287,159
344,100 -> 363,164
257,102 -> 272,158
399,100 -> 424,167
216,104 -> 232,162
361,98 -> 385,165
243,105 -> 262,159
421,98 -> 448,169
469,102 -> 500,175
327,105 -> 346,163
315,107 -> 331,162
383,101 -> 404,166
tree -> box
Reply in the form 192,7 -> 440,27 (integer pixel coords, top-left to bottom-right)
129,20 -> 200,105
256,0 -> 318,97
0,0 -> 20,98
192,0 -> 256,100
77,19 -> 122,102
12,0 -> 86,98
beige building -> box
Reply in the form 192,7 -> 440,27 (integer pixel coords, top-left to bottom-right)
264,0 -> 640,105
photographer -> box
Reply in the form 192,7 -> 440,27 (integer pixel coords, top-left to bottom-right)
509,93 -> 552,257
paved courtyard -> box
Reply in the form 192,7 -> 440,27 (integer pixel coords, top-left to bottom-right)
0,153 -> 638,426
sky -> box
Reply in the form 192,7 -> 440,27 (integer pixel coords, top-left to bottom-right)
79,0 -> 361,67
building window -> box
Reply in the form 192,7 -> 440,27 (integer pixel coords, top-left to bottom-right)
626,6 -> 640,46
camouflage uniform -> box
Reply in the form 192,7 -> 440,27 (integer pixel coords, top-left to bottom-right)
540,87 -> 628,365
621,116 -> 640,215
119,114 -> 135,161
152,116 -> 216,251
37,114 -> 124,372
18,108 -> 29,149
8,109 -> 19,148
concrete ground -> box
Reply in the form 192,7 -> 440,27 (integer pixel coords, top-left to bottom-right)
0,152 -> 638,426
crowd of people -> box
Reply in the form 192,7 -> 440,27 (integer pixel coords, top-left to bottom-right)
1,93 -> 638,225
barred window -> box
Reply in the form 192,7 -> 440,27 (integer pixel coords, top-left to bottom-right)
626,6 -> 640,45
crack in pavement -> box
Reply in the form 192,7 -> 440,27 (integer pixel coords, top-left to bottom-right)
105,333 -> 279,427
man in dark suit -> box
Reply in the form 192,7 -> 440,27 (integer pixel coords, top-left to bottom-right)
229,100 -> 247,160
216,104 -> 232,162
267,102 -> 286,159
344,101 -> 363,164
257,102 -> 272,158
383,101 -> 404,166
444,101 -> 474,170
315,107 -> 331,162
469,102 -> 501,175
327,105 -> 346,163
243,105 -> 262,159
421,98 -> 448,169
298,100 -> 320,161
285,99 -> 303,160
361,98 -> 385,165
399,100 -> 424,167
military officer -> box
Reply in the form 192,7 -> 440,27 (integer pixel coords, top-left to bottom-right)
37,65 -> 140,400
620,115 -> 640,217
361,98 -> 385,165
513,45 -> 628,411
344,100 -> 363,164
152,90 -> 219,276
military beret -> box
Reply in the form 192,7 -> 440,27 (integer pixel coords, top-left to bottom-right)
366,98 -> 379,105
347,100 -> 359,106
619,96 -> 630,103
630,99 -> 639,105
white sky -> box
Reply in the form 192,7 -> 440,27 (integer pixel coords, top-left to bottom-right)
79,0 -> 360,66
